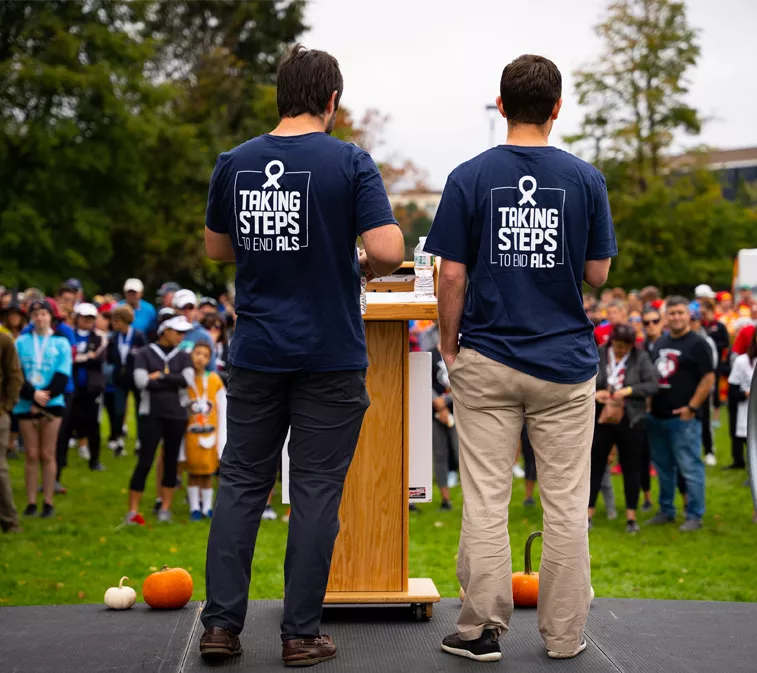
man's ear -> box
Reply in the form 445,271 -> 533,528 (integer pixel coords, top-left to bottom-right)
552,97 -> 563,120
496,96 -> 506,119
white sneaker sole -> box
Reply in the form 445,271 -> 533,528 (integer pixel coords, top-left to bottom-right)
548,639 -> 587,659
441,644 -> 502,662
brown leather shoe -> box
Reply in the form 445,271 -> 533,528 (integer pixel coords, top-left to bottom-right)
282,635 -> 336,667
199,626 -> 242,660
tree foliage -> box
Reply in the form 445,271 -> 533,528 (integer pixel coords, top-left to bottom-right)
567,0 -> 757,293
567,0 -> 701,184
0,0 -> 307,295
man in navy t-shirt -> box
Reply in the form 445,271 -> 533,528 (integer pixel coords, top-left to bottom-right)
425,55 -> 616,663
199,45 -> 405,666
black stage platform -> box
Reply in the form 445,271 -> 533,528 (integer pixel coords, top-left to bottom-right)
1,598 -> 755,672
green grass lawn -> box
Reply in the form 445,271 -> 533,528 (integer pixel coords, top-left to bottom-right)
1,412 -> 755,607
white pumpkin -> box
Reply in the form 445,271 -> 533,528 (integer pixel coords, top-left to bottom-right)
104,576 -> 137,610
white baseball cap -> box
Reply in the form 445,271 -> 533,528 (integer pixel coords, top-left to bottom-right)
124,278 -> 144,293
158,315 -> 194,335
173,289 -> 198,309
75,303 -> 98,318
694,284 -> 715,299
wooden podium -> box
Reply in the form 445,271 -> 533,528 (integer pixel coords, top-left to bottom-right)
323,289 -> 441,619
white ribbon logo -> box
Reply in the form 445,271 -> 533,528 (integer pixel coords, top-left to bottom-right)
518,175 -> 537,206
262,160 -> 285,189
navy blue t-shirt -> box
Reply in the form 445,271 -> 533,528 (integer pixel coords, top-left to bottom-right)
425,145 -> 617,384
206,133 -> 398,372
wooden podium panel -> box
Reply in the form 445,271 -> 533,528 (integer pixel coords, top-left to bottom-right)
324,294 -> 440,613
327,321 -> 406,592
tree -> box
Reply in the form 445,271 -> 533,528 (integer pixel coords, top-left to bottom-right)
607,171 -> 757,292
0,1 -> 308,294
0,1 -> 201,291
568,0 -> 701,186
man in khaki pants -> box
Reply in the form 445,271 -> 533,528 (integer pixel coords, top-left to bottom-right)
424,54 -> 616,662
0,329 -> 24,533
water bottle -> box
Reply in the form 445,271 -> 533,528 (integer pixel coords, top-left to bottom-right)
413,236 -> 435,298
360,273 -> 367,315
357,246 -> 368,314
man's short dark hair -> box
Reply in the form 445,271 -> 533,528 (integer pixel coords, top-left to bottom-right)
500,54 -> 562,125
666,295 -> 689,309
642,304 -> 660,316
276,44 -> 343,118
57,284 -> 76,297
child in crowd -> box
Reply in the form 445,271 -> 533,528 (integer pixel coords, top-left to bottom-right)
105,305 -> 147,456
182,342 -> 226,520
14,300 -> 72,517
64,303 -> 108,471
126,316 -> 193,524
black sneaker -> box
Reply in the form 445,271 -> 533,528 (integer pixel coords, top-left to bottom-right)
23,503 -> 37,517
442,630 -> 501,662
153,498 -> 163,514
409,503 -> 419,512
440,500 -> 453,511
626,520 -> 640,534
41,503 -> 54,518
90,463 -> 106,472
641,500 -> 653,513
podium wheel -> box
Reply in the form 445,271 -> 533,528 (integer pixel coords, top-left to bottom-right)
412,603 -> 432,621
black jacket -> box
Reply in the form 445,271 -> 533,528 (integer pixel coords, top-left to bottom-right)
106,328 -> 148,390
73,330 -> 108,393
596,346 -> 659,428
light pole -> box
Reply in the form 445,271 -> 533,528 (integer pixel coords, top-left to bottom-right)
485,103 -> 500,147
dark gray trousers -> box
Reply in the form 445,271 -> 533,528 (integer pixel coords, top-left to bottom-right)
201,365 -> 369,640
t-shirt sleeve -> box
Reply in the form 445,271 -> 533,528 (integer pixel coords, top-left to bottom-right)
353,150 -> 398,235
206,153 -> 231,234
55,338 -> 73,377
424,177 -> 469,265
693,337 -> 715,378
585,172 -> 617,260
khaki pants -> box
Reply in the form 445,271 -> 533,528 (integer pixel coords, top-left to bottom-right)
449,347 -> 595,655
0,412 -> 19,530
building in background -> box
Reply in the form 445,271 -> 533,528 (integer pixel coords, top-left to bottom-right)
668,146 -> 757,200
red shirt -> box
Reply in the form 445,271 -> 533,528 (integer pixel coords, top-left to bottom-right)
733,324 -> 755,355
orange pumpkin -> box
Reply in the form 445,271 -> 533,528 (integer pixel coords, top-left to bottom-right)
142,565 -> 193,609
512,531 -> 542,607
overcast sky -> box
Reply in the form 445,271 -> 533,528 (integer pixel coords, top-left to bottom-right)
305,0 -> 757,189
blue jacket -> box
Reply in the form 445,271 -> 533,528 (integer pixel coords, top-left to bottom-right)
22,322 -> 76,393
14,332 -> 73,414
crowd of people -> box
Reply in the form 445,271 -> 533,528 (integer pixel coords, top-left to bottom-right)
0,278 -> 234,532
1,276 -> 755,535
414,281 -> 757,532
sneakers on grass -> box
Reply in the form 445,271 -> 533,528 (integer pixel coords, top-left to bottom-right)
190,510 -> 203,522
523,496 -> 536,507
441,629 -> 501,662
704,453 -> 717,466
156,509 -> 172,523
78,445 -> 91,461
262,505 -> 277,521
679,518 -> 702,532
512,464 -> 526,479
645,511 -> 676,525
626,520 -> 641,534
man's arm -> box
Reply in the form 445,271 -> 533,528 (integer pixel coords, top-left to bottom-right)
205,228 -> 236,263
673,372 -> 715,421
437,259 -> 467,369
360,224 -> 405,278
584,258 -> 611,288
1,337 -> 23,412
